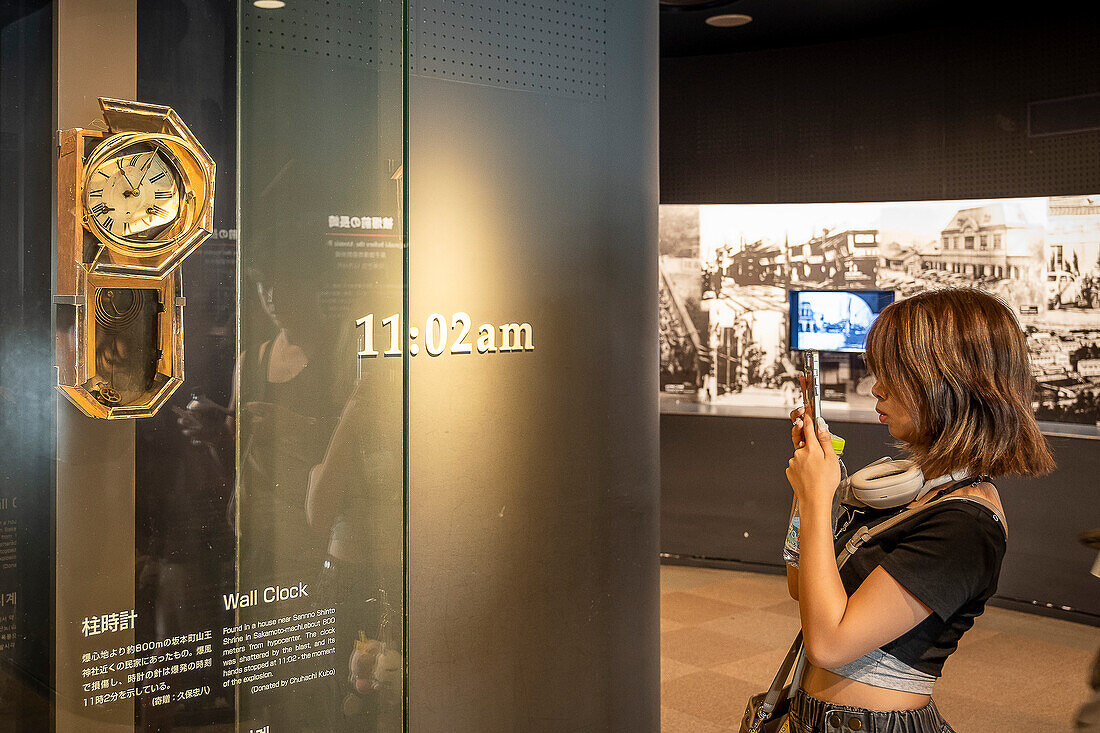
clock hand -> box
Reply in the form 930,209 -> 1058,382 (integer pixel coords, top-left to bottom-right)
137,152 -> 158,188
117,160 -> 137,191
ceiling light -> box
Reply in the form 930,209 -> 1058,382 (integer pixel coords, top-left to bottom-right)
253,0 -> 286,8
705,13 -> 752,27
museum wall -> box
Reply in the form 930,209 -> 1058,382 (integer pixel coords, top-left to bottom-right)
658,17 -> 1100,624
0,3 -> 53,729
406,1 -> 661,730
661,16 -> 1100,204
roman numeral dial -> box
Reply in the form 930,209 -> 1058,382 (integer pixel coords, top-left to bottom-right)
83,149 -> 181,241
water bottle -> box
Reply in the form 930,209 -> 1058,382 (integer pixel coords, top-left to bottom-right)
784,434 -> 847,568
783,502 -> 802,567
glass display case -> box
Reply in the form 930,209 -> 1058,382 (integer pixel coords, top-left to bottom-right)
0,1 -> 407,730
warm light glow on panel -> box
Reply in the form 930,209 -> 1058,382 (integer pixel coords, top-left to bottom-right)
705,13 -> 752,28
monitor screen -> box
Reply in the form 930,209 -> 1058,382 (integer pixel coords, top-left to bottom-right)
789,289 -> 895,353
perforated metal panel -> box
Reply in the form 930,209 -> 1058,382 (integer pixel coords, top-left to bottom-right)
411,0 -> 608,100
242,0 -> 403,69
661,20 -> 1100,204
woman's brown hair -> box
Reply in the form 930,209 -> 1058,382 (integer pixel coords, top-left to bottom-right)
864,287 -> 1055,478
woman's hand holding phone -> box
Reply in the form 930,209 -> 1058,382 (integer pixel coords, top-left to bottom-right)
799,373 -> 816,424
790,404 -> 806,450
790,374 -> 817,450
786,389 -> 840,512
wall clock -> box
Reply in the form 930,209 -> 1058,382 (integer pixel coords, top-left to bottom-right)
56,97 -> 215,419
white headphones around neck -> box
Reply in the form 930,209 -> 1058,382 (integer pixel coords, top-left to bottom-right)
839,457 -> 969,509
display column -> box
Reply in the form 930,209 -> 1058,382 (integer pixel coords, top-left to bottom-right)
54,1 -> 138,729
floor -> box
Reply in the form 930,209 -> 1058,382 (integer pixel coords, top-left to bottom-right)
660,564 -> 1100,732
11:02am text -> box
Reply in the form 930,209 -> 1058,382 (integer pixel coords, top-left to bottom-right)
355,313 -> 534,357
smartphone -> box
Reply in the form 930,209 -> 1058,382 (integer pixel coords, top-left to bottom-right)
800,349 -> 821,426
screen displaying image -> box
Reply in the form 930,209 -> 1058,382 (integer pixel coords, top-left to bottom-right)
789,290 -> 895,352
659,198 -> 1100,425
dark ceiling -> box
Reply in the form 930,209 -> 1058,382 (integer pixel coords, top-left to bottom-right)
659,0 -> 1092,57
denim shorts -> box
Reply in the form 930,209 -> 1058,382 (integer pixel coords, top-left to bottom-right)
789,689 -> 955,733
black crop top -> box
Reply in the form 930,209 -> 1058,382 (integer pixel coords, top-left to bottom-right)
833,499 -> 1007,677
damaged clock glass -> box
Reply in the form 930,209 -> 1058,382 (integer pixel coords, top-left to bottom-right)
83,149 -> 182,241
79,132 -> 204,258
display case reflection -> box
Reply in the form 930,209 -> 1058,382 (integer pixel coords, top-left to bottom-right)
234,226 -> 404,730
168,211 -> 403,730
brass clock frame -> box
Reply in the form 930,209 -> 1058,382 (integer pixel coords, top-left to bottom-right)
56,98 -> 216,419
81,131 -> 206,259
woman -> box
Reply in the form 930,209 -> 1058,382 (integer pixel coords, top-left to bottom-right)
784,288 -> 1055,732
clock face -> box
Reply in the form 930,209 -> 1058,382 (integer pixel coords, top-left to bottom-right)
83,149 -> 181,240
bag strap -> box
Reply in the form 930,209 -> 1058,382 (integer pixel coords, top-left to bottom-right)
752,631 -> 803,726
938,495 -> 1008,538
838,481 -> 1007,566
840,482 -> 1007,561
836,504 -> 923,568
772,501 -> 940,710
762,479 -> 1006,719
